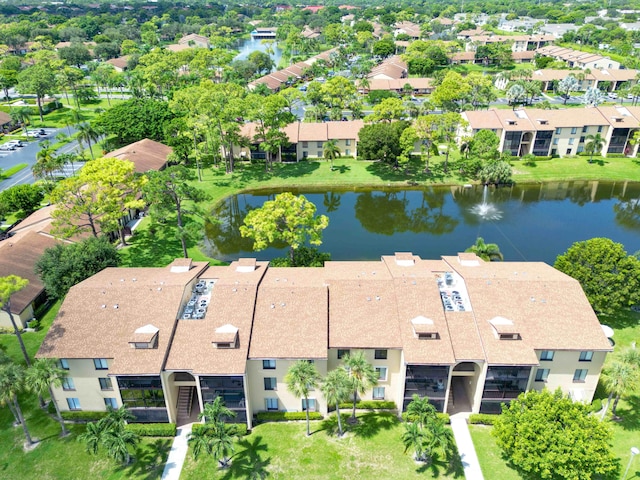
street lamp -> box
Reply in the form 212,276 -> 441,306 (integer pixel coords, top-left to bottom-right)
623,446 -> 639,480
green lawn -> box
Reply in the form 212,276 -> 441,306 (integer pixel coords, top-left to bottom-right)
469,425 -> 522,480
181,413 -> 464,480
0,163 -> 28,179
0,301 -> 170,480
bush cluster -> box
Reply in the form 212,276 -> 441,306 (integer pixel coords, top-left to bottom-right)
192,423 -> 249,436
125,423 -> 177,437
256,411 -> 323,422
468,413 -> 499,425
402,411 -> 450,424
334,400 -> 397,410
60,411 -> 110,422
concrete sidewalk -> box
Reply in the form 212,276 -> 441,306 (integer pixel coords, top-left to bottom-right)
450,413 -> 484,480
161,423 -> 193,480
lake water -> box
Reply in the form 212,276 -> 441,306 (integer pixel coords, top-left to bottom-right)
233,38 -> 283,70
202,181 -> 640,265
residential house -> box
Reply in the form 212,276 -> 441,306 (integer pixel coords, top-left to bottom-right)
177,33 -> 210,49
37,253 -> 612,426
106,56 -> 130,73
536,46 -> 621,70
104,138 -> 172,173
367,56 -> 408,80
461,106 -> 640,157
358,78 -> 433,95
496,69 -> 639,92
394,21 -> 422,40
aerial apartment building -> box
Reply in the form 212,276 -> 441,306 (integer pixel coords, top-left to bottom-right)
37,253 -> 612,427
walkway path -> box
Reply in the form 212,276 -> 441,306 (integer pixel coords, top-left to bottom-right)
450,413 -> 484,480
161,423 -> 193,480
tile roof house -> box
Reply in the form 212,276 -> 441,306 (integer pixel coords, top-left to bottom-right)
536,46 -> 621,70
177,33 -> 210,49
104,138 -> 172,173
37,253 -> 611,425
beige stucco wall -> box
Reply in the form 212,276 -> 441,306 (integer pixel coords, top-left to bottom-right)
530,349 -> 606,402
0,305 -> 33,330
51,358 -> 122,412
246,359 -> 328,415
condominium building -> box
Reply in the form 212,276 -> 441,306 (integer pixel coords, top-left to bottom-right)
461,106 -> 640,157
37,253 -> 611,427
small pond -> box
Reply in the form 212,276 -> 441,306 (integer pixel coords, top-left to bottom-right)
203,181 -> 640,265
233,38 -> 283,71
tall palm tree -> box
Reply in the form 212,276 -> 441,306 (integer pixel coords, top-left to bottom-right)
585,133 -> 605,164
465,237 -> 504,262
401,421 -> 427,462
76,123 -> 100,159
33,141 -> 64,183
199,396 -> 236,424
343,351 -> 378,423
10,107 -> 31,138
0,275 -> 31,367
425,418 -> 455,462
405,394 -> 437,430
285,360 -> 321,436
0,363 -> 35,447
321,368 -> 351,437
103,405 -> 135,429
26,359 -> 69,436
210,421 -> 238,468
323,139 -> 341,170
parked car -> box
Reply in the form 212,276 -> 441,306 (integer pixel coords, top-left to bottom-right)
38,128 -> 46,136
608,92 -> 618,99
5,140 -> 24,148
26,131 -> 40,137
0,143 -> 16,151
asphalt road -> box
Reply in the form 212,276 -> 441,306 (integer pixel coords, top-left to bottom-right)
0,126 -> 80,192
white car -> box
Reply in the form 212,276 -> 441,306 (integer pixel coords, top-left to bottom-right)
26,131 -> 40,137
0,143 -> 16,151
608,92 -> 618,99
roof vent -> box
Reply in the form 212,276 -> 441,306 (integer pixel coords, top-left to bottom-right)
537,119 -> 548,125
169,258 -> 193,273
394,252 -> 415,266
506,119 -> 517,125
213,324 -> 239,349
237,258 -> 257,272
129,324 -> 159,349
411,316 -> 438,339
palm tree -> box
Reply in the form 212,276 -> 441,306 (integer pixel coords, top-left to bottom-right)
210,421 -> 238,468
103,405 -> 135,429
323,139 -> 341,170
585,133 -> 605,164
343,351 -> 378,424
78,420 -> 105,454
10,107 -> 31,138
26,359 -> 69,436
188,426 -> 213,460
321,368 -> 351,437
76,123 -> 100,159
102,423 -> 139,465
199,396 -> 236,424
0,275 -> 31,367
405,394 -> 436,430
425,418 -> 455,462
285,360 -> 321,436
401,421 -> 427,462
33,141 -> 64,183
465,237 -> 504,262
0,363 -> 35,447
601,360 -> 639,417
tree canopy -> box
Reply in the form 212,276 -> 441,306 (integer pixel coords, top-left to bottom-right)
35,236 -> 120,299
240,192 -> 329,263
493,389 -> 618,480
554,237 -> 640,314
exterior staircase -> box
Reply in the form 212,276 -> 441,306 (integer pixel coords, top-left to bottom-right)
177,386 -> 195,420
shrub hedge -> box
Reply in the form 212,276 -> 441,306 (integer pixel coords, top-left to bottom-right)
256,411 -> 323,422
333,400 -> 397,411
589,398 -> 602,413
468,413 -> 499,425
192,423 -> 249,436
60,411 -> 109,422
402,412 -> 450,424
125,423 -> 177,437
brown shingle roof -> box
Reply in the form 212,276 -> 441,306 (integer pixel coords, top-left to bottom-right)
104,138 -> 171,173
37,261 -> 209,375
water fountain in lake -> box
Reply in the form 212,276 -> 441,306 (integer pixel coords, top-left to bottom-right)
470,185 -> 502,220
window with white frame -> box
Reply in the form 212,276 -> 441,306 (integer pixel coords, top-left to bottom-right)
93,358 -> 108,370
571,127 -> 577,134
373,387 -> 385,399
265,398 -> 278,411
374,350 -> 387,360
62,377 -> 75,391
58,359 -> 69,370
67,398 -> 81,410
302,398 -> 316,411
99,377 -> 113,390
553,138 -> 559,145
573,369 -> 588,382
540,350 -> 554,361
375,366 -> 388,381
264,377 -> 277,390
579,351 -> 594,362
535,369 -> 549,382
263,360 -> 276,369
104,398 -> 118,409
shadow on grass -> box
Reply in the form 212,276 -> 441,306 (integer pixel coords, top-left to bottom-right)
613,394 -> 640,431
221,435 -> 270,480
114,438 -> 172,480
416,450 -> 466,479
320,411 -> 398,439
599,310 -> 640,330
